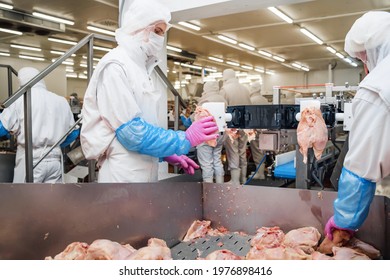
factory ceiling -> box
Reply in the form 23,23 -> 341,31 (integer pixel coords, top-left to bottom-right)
0,0 -> 389,77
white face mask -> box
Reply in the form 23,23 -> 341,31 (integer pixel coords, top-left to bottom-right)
141,32 -> 165,57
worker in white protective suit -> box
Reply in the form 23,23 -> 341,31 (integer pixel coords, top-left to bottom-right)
196,81 -> 227,183
0,67 -> 78,183
322,11 -> 390,246
248,82 -> 268,180
220,69 -> 252,184
80,0 -> 218,183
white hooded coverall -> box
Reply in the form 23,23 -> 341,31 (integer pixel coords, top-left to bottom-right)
0,67 -> 75,183
80,0 -> 172,182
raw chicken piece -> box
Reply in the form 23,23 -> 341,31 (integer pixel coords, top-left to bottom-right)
243,129 -> 256,142
311,251 -> 334,260
345,238 -> 381,259
246,245 -> 311,260
250,226 -> 285,250
283,227 -> 321,254
225,128 -> 240,143
297,106 -> 328,163
318,229 -> 352,255
45,242 -> 89,260
207,226 -> 229,237
127,238 -> 172,260
194,106 -> 218,147
84,239 -> 136,260
183,220 -> 212,242
204,249 -> 243,260
332,247 -> 370,260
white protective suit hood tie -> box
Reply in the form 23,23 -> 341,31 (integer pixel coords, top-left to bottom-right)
344,11 -> 390,71
18,67 -> 46,88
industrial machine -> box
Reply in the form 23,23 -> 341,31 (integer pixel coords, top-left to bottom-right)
223,83 -> 356,189
0,182 -> 388,260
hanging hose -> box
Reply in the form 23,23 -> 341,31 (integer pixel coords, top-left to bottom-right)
243,154 -> 267,185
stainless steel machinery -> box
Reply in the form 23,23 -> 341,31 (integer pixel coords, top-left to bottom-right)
0,182 -> 388,260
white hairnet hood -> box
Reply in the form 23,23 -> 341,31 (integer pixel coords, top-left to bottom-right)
222,69 -> 236,82
344,11 -> 390,71
118,0 -> 171,35
250,82 -> 261,96
203,81 -> 219,95
18,67 -> 46,88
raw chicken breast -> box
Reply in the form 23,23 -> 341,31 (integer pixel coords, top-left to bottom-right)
84,239 -> 136,260
345,238 -> 381,259
297,107 -> 328,163
194,106 -> 219,147
183,220 -> 212,242
283,227 -> 321,254
127,238 -> 172,260
250,226 -> 285,250
45,242 -> 89,260
246,245 -> 311,260
311,251 -> 334,260
332,247 -> 370,260
204,249 -> 243,260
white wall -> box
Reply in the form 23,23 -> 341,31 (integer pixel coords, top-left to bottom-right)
261,67 -> 363,95
67,78 -> 88,98
0,57 -> 67,102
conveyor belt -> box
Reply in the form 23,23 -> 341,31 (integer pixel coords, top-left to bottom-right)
171,233 -> 253,260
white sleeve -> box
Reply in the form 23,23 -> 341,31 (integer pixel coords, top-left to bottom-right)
0,102 -> 21,134
96,63 -> 141,130
344,88 -> 390,181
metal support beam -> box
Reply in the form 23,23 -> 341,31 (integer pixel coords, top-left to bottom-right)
24,88 -> 33,182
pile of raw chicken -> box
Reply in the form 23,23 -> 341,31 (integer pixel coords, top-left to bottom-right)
45,220 -> 380,260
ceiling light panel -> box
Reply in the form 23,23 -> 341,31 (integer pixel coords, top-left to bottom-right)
273,55 -> 285,62
0,3 -> 13,9
226,61 -> 240,67
0,28 -> 22,35
258,50 -> 272,57
0,52 -> 10,57
48,38 -> 77,45
208,56 -> 224,63
87,25 -> 115,36
33,12 -> 74,25
178,21 -> 201,31
326,46 -> 336,54
11,44 -> 41,51
267,7 -> 293,24
218,35 -> 237,45
300,28 -> 323,45
167,45 -> 182,52
19,55 -> 45,61
238,43 -> 255,51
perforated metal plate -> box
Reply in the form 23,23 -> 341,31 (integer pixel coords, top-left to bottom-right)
171,233 -> 253,260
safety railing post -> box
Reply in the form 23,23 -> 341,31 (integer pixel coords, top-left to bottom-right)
24,87 -> 34,182
87,36 -> 97,182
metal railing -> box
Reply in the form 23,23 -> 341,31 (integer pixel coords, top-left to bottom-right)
1,33 -> 186,182
0,64 -> 18,98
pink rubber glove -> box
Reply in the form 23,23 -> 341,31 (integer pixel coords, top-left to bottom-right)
324,216 -> 355,240
185,116 -> 219,147
164,154 -> 199,175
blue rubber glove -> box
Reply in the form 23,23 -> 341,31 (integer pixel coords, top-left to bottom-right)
116,117 -> 191,158
0,121 -> 9,138
60,129 -> 80,148
332,167 -> 376,231
164,154 -> 199,175
180,115 -> 192,128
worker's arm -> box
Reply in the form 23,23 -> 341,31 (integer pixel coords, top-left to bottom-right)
325,89 -> 389,238
116,116 -> 218,158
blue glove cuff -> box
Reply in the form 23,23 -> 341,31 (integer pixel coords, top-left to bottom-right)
116,117 -> 191,158
334,167 -> 376,231
0,121 -> 9,138
60,129 -> 80,148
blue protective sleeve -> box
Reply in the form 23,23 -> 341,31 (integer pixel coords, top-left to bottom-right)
0,121 -> 10,138
60,129 -> 80,148
116,117 -> 191,158
180,115 -> 192,128
334,167 -> 376,231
